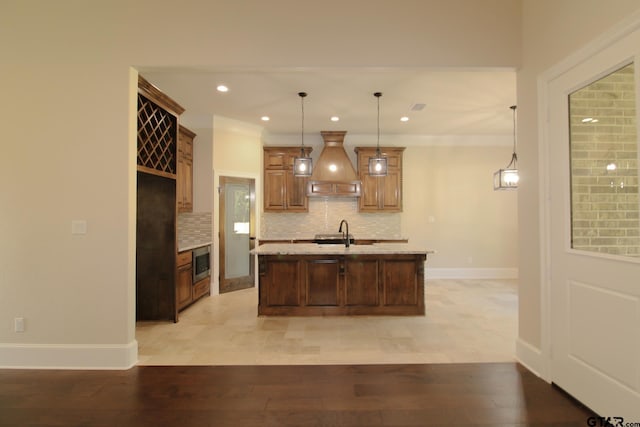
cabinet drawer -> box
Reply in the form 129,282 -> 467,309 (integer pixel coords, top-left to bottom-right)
193,276 -> 210,300
177,250 -> 192,267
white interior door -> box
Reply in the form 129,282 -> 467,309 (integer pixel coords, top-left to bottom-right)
547,27 -> 640,419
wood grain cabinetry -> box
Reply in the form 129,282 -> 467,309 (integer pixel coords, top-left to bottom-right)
355,147 -> 405,212
258,253 -> 425,316
176,250 -> 193,310
177,125 -> 195,213
176,249 -> 211,311
136,75 -> 186,322
263,147 -> 312,212
137,75 -> 184,180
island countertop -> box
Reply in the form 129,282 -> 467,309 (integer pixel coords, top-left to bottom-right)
251,243 -> 434,256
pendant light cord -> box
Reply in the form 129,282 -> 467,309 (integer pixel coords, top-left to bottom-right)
299,92 -> 307,156
507,105 -> 517,168
375,92 -> 382,156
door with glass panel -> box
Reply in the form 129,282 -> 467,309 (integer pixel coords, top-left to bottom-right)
547,30 -> 640,419
219,176 -> 255,294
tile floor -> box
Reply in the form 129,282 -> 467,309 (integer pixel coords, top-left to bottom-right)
136,279 -> 517,365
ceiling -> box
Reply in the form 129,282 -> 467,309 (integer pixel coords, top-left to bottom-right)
140,67 -> 517,138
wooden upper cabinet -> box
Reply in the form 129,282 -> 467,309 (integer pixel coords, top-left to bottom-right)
263,147 -> 312,212
355,147 -> 405,212
177,125 -> 195,213
137,75 -> 185,180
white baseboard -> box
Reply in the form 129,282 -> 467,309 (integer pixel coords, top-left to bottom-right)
516,338 -> 550,381
426,268 -> 518,279
0,340 -> 138,370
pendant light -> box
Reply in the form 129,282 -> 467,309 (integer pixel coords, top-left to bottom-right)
493,105 -> 519,190
293,92 -> 313,177
368,92 -> 388,176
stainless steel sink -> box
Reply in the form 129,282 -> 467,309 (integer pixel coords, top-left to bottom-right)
313,233 -> 354,245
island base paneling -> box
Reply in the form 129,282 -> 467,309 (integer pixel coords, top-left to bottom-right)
258,254 -> 426,316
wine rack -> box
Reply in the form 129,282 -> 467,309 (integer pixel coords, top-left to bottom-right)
137,93 -> 177,176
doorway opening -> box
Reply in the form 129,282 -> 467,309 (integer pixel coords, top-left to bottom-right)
219,176 -> 256,294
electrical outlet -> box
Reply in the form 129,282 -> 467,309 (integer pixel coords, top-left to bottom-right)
14,317 -> 25,333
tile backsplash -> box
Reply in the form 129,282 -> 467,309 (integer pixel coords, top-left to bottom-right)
177,212 -> 212,249
261,198 -> 401,239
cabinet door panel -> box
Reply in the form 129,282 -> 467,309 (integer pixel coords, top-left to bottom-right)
359,174 -> 380,211
264,170 -> 286,210
177,264 -> 193,309
183,158 -> 193,211
306,259 -> 340,306
265,259 -> 300,306
176,156 -> 186,210
344,259 -> 379,306
286,171 -> 308,211
382,170 -> 401,211
382,259 -> 418,305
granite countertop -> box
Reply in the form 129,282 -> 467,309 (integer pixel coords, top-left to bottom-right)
251,243 -> 434,256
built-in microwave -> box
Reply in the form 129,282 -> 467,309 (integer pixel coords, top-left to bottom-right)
192,245 -> 211,282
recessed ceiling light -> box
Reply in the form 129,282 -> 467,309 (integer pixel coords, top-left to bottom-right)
582,117 -> 594,123
330,116 -> 340,122
261,116 -> 270,122
400,116 -> 410,122
216,85 -> 229,93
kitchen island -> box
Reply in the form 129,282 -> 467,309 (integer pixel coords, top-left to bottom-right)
252,243 -> 433,316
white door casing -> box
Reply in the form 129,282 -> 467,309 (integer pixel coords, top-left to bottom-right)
543,21 -> 640,419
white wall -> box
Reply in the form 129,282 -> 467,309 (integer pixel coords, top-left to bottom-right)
402,144 -> 518,276
192,127 -> 214,213
0,0 -> 521,368
518,0 -> 640,361
212,117 -> 263,295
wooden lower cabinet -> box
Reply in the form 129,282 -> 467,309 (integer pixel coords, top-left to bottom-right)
306,259 -> 340,306
344,259 -> 379,306
258,254 -> 425,316
177,262 -> 193,310
176,249 -> 211,312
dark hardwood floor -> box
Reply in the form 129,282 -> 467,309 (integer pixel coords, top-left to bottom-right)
0,363 -> 595,427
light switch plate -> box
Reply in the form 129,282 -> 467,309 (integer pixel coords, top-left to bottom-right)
71,220 -> 87,235
14,317 -> 25,333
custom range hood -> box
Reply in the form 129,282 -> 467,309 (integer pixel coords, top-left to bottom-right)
307,131 -> 361,197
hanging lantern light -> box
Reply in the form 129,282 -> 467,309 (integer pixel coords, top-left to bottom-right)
293,92 -> 313,177
368,92 -> 388,176
493,105 -> 519,190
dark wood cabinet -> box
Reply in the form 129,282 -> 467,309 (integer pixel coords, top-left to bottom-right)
263,147 -> 312,212
176,249 -> 211,311
177,125 -> 195,213
176,250 -> 193,310
344,258 -> 379,306
261,258 -> 301,306
136,75 -> 186,322
306,258 -> 341,306
193,276 -> 210,300
258,253 -> 425,316
355,147 -> 405,212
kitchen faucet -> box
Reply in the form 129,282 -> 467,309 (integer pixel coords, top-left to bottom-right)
338,219 -> 350,248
